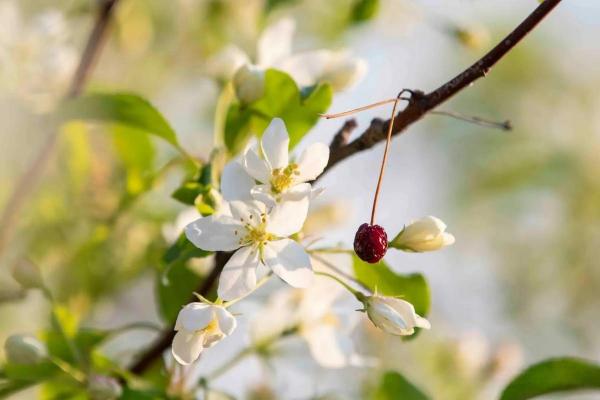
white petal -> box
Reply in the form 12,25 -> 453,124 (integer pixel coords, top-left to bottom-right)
280,183 -> 312,202
171,330 -> 205,365
442,232 -> 456,246
250,184 -> 277,207
175,302 -> 212,331
205,44 -> 249,80
295,143 -> 329,182
229,200 -> 266,227
261,118 -> 289,170
214,307 -> 237,336
220,161 -> 254,202
263,239 -> 313,288
218,246 -> 259,300
257,18 -> 295,67
185,215 -> 242,252
267,197 -> 309,237
275,49 -> 331,87
404,216 -> 446,239
243,147 -> 271,183
303,324 -> 350,368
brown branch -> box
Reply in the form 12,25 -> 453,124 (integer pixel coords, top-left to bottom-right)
126,0 -> 562,375
325,0 -> 562,173
330,119 -> 358,150
0,0 -> 120,258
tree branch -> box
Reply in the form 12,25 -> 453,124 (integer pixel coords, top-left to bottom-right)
325,0 -> 562,173
0,0 -> 120,258
126,0 -> 562,375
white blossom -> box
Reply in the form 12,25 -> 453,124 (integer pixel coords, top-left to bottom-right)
221,118 -> 329,206
0,1 -> 77,112
210,18 -> 366,93
172,302 -> 237,365
185,199 -> 313,300
364,295 -> 430,336
389,216 -> 455,252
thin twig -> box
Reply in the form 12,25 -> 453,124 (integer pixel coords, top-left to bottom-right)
0,0 -> 120,259
127,0 -> 562,375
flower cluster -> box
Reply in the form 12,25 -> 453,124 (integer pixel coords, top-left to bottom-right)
171,118 -> 329,364
170,117 -> 455,367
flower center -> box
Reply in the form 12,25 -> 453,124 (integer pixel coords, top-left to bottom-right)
270,163 -> 299,194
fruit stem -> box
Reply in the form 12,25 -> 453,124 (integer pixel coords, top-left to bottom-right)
370,92 -> 403,225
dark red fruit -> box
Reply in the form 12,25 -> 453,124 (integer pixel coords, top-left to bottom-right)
354,223 -> 388,263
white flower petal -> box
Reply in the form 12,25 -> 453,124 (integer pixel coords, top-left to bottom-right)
205,44 -> 249,80
171,330 -> 205,365
295,143 -> 329,182
267,197 -> 309,237
280,183 -> 312,202
250,184 -> 276,207
303,324 -> 350,368
185,215 -> 242,252
261,118 -> 289,170
229,200 -> 266,227
263,239 -> 313,288
243,147 -> 271,183
175,303 -> 213,331
218,246 -> 259,300
214,307 -> 237,336
221,161 -> 254,202
257,18 -> 295,67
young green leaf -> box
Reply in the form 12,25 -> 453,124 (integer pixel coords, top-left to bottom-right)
500,357 -> 600,400
224,69 -> 332,154
372,371 -> 430,400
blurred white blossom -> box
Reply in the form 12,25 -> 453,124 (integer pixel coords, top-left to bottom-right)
0,0 -> 77,112
251,274 -> 368,369
210,18 -> 366,93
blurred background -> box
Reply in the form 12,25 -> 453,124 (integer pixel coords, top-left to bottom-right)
1,0 -> 599,399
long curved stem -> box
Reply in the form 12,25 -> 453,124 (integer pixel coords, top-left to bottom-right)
370,94 -> 402,226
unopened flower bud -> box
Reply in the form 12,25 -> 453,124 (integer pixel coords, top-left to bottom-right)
389,216 -> 455,252
4,334 -> 46,364
233,64 -> 265,104
364,295 -> 430,336
11,259 -> 44,290
88,375 -> 123,400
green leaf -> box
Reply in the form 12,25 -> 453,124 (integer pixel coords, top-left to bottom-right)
157,235 -> 211,323
3,361 -> 58,382
351,0 -> 380,23
163,233 -> 211,265
58,93 -> 180,147
353,255 -> 430,316
224,69 -> 332,154
43,329 -> 108,365
500,357 -> 600,400
372,371 -> 430,400
171,163 -> 213,206
113,125 -> 156,195
121,387 -> 166,399
157,260 -> 205,324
